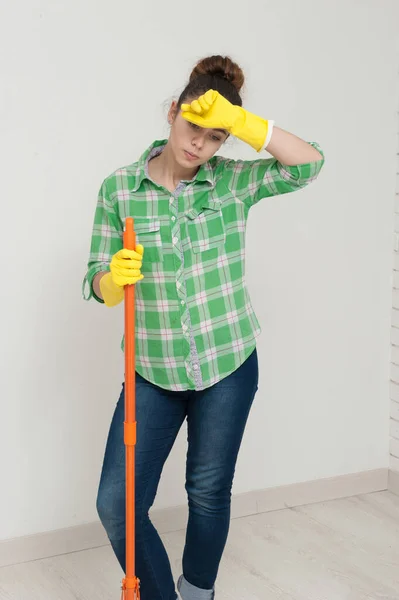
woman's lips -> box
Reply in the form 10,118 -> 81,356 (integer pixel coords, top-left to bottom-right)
184,150 -> 199,160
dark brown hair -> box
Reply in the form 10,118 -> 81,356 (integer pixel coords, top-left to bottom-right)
177,55 -> 244,108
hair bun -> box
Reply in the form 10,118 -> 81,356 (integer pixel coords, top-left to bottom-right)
189,55 -> 244,93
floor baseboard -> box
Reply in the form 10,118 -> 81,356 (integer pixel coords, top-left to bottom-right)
388,468 -> 399,496
0,468 -> 388,569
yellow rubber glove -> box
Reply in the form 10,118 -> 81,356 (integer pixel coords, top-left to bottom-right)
181,90 -> 272,152
99,245 -> 144,308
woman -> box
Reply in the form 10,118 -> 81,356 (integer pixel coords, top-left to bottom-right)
83,55 -> 324,600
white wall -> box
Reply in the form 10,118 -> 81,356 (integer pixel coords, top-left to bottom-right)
390,97 -> 399,472
1,0 -> 398,541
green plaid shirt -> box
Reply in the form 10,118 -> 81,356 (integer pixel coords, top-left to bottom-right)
83,139 -> 324,391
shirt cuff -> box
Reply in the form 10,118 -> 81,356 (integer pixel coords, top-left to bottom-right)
277,142 -> 324,184
82,263 -> 110,302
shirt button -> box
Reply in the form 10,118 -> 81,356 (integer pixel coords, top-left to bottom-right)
181,300 -> 185,306
171,216 -> 176,222
193,364 -> 199,371
173,236 -> 178,244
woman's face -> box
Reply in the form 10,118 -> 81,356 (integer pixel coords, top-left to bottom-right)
168,100 -> 228,169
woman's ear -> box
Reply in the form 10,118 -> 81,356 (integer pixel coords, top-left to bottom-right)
168,101 -> 178,125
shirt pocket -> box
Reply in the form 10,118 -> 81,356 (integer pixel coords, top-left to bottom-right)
185,202 -> 226,253
133,217 -> 163,263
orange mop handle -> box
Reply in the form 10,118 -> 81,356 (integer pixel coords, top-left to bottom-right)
122,217 -> 140,599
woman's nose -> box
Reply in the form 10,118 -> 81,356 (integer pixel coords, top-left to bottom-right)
192,135 -> 204,149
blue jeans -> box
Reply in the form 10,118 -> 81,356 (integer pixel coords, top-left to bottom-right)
96,348 -> 259,600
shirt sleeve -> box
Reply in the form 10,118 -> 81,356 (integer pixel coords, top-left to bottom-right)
219,142 -> 325,208
82,179 -> 123,302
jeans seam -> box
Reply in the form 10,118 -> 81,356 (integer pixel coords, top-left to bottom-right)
139,444 -> 179,600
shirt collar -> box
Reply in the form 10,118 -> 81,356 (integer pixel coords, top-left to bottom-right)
128,139 -> 215,192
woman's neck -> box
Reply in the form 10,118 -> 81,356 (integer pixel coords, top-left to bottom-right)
148,143 -> 198,192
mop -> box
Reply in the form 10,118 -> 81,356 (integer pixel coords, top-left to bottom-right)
121,217 -> 141,599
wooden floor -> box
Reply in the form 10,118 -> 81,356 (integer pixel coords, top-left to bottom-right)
1,491 -> 399,600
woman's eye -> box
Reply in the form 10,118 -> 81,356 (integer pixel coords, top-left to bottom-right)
211,135 -> 222,142
189,122 -> 200,130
